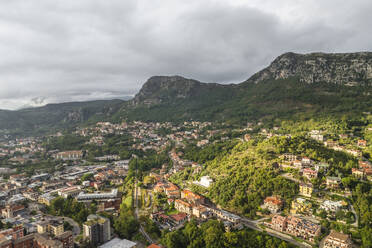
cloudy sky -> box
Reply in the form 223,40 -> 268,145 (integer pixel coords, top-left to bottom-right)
0,0 -> 371,110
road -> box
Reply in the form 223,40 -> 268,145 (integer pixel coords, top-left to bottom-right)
63,216 -> 81,236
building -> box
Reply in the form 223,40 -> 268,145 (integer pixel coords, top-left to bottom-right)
37,219 -> 64,237
58,187 -> 81,199
208,208 -> 241,223
352,168 -> 365,179
1,205 -> 25,218
34,233 -> 63,248
290,198 -> 312,214
299,183 -> 313,197
324,230 -> 352,248
77,189 -> 120,202
268,214 -> 287,232
286,215 -> 321,242
266,215 -> 321,242
302,168 -> 317,179
38,193 -> 56,206
193,176 -> 213,188
320,200 -> 344,213
55,231 -> 74,248
174,199 -> 192,215
181,189 -> 205,204
98,238 -> 137,248
263,196 -> 283,213
326,177 -> 341,189
83,215 -> 111,246
315,162 -> 329,172
54,150 -> 83,161
357,139 -> 367,147
48,220 -> 65,237
170,213 -> 188,225
282,154 -> 298,162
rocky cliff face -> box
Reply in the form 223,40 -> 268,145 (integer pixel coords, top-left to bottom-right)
245,52 -> 372,86
132,75 -> 228,106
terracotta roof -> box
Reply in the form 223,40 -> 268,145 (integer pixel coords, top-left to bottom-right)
170,213 -> 187,222
147,244 -> 162,248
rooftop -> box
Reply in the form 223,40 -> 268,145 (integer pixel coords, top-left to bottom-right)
99,238 -> 137,248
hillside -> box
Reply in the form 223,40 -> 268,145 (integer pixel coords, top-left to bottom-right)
0,99 -> 123,136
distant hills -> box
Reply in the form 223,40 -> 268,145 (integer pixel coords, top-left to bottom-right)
1,52 -> 372,136
0,100 -> 123,135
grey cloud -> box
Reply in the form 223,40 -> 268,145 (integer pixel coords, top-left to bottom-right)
0,0 -> 371,109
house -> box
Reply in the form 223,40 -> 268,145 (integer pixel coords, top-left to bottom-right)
324,230 -> 352,248
282,154 -> 298,162
263,196 -> 283,213
315,162 -> 329,172
326,177 -> 341,189
170,213 -> 188,225
174,199 -> 192,215
302,168 -> 317,179
181,189 -> 205,204
290,198 -> 312,214
193,176 -> 213,188
320,200 -> 344,213
352,168 -> 365,179
267,214 -> 287,231
164,183 -> 180,199
301,157 -> 312,165
357,139 -> 367,147
299,183 -> 313,197
192,205 -> 208,218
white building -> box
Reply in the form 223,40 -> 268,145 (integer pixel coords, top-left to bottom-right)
193,176 -> 213,188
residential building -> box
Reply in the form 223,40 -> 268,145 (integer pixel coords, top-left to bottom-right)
1,205 -> 25,218
299,183 -> 313,197
181,189 -> 205,204
263,196 -> 283,213
37,219 -> 64,237
54,150 -> 83,160
320,200 -> 344,213
290,198 -> 312,214
38,193 -> 56,206
83,215 -> 111,245
324,230 -> 352,248
266,215 -> 321,242
326,177 -> 341,189
174,199 -> 192,215
302,168 -> 317,179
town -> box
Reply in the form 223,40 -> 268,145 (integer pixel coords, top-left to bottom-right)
0,118 -> 371,248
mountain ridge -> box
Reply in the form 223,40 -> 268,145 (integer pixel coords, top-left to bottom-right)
1,51 -> 372,135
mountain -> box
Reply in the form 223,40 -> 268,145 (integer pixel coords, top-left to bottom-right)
0,99 -> 123,136
121,52 -> 372,124
244,52 -> 372,86
2,51 -> 372,135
